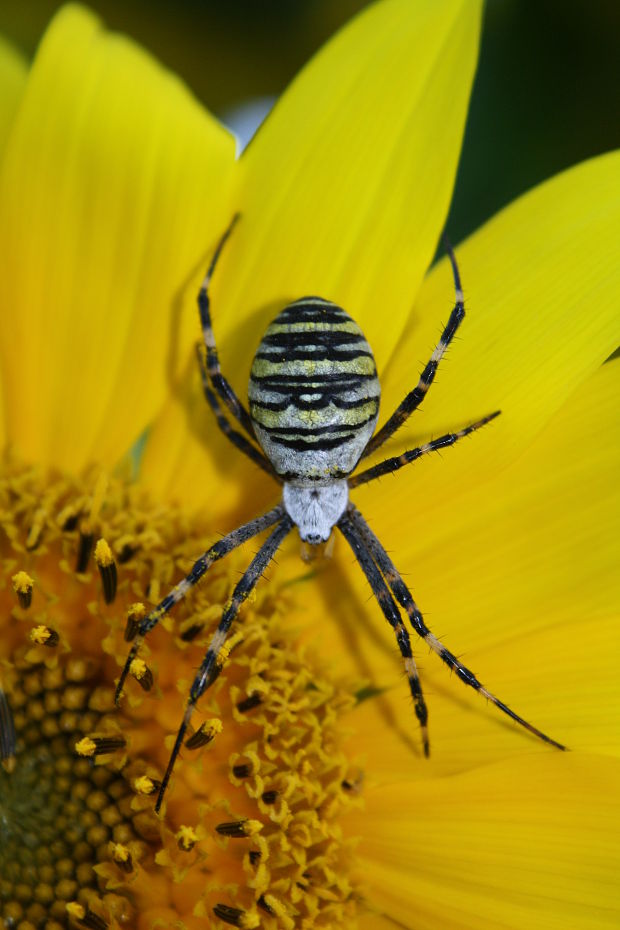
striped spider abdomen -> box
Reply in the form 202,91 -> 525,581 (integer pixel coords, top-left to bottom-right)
248,297 -> 380,483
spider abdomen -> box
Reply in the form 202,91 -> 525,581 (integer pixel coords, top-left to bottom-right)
249,297 -> 380,482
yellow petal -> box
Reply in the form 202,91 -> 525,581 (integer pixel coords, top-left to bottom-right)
0,34 -> 27,156
231,0 -> 482,365
0,5 -> 235,471
372,149 -> 620,493
348,605 -> 619,780
306,358 -> 619,769
353,754 -> 620,930
0,34 -> 27,450
142,0 -> 482,515
362,355 -> 620,652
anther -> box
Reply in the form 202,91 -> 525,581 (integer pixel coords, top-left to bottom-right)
117,542 -> 137,563
232,762 -> 252,778
215,819 -> 263,838
76,529 -> 95,573
132,774 -> 162,796
176,825 -> 198,851
185,718 -> 222,749
29,624 -> 60,647
261,790 -> 278,805
12,570 -> 34,608
213,904 -> 260,929
236,692 -> 262,713
129,658 -> 153,692
179,622 -> 204,642
0,688 -> 17,765
59,507 -> 80,531
66,902 -> 108,930
110,842 -> 133,873
124,603 -> 145,642
75,735 -> 126,757
248,850 -> 261,866
95,539 -> 117,604
257,894 -> 274,914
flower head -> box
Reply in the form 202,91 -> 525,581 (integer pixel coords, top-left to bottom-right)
0,2 -> 619,929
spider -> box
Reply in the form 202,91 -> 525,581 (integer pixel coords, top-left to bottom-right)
116,216 -> 564,811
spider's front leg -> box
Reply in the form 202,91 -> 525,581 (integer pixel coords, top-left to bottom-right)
114,505 -> 284,705
198,214 -> 256,439
362,238 -> 465,459
155,514 -> 293,811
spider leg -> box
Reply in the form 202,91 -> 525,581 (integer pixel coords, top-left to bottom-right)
337,513 -> 430,756
350,410 -> 500,489
362,238 -> 465,459
347,504 -> 566,751
195,342 -> 278,479
199,214 -> 256,439
114,505 -> 284,705
156,514 -> 293,811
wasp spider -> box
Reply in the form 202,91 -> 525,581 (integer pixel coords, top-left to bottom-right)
116,216 -> 564,810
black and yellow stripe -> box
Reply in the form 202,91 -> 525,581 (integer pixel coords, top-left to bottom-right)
249,297 -> 380,480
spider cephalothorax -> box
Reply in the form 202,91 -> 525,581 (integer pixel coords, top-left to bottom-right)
116,216 -> 564,811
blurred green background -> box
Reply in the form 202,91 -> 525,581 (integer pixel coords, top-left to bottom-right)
1,0 -> 618,245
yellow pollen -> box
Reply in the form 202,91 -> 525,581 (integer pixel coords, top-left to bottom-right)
177,824 -> 198,850
12,570 -> 33,594
243,818 -> 263,836
94,537 -> 114,567
204,717 -> 223,737
127,602 -> 145,621
1,457 -> 362,927
29,623 -> 55,645
240,912 -> 260,929
75,736 -> 97,757
110,842 -> 130,862
66,901 -> 86,920
129,657 -> 148,679
12,569 -> 34,608
133,774 -> 158,795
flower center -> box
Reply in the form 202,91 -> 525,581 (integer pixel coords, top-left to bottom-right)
0,653 -> 141,929
0,457 -> 363,929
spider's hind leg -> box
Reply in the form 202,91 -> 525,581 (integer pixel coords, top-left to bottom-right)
338,512 -> 429,756
346,504 -> 566,751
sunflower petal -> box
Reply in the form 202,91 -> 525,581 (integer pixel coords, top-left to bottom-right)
314,359 -> 619,770
0,5 -> 235,470
362,354 -> 620,651
374,149 -> 620,486
354,755 -> 620,930
142,0 -> 482,515
0,34 -> 27,157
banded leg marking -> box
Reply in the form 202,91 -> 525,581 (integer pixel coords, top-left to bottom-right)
347,505 -> 566,751
363,238 -> 465,459
114,505 -> 284,704
350,410 -> 500,489
338,513 -> 429,755
156,515 -> 294,811
199,213 -> 256,439
196,343 -> 276,478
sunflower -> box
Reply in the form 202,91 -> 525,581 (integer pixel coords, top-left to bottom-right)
0,2 -> 618,929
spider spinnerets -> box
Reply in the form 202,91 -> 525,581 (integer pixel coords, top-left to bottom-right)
116,215 -> 565,812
